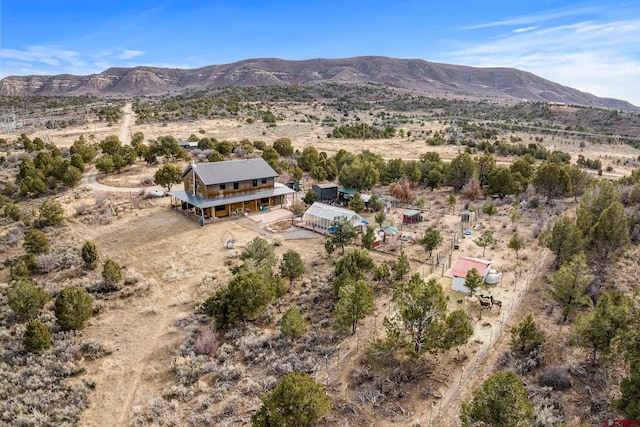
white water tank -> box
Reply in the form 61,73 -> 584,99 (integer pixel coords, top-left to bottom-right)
485,269 -> 502,285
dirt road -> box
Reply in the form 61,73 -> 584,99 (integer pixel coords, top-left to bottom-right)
80,102 -> 163,194
80,166 -> 163,193
119,102 -> 133,145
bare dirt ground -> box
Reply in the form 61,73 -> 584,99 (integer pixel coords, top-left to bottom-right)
77,207 -> 267,426
2,101 -> 639,426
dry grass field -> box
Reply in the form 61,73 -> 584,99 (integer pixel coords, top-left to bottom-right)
1,98 -> 639,426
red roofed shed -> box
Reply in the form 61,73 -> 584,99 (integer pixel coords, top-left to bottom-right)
451,257 -> 492,293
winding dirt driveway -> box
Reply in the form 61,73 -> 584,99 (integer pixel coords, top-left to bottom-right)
80,102 -> 163,194
80,167 -> 163,193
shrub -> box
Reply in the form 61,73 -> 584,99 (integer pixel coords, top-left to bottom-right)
55,286 -> 94,330
193,328 -> 219,356
461,371 -> 534,427
79,339 -> 111,360
280,307 -> 307,339
511,313 -> 546,354
252,373 -> 332,427
23,229 -> 50,254
35,253 -> 57,273
81,241 -> 99,269
101,259 -> 121,285
38,197 -> 64,227
202,269 -> 284,327
74,202 -> 90,216
23,319 -> 51,352
539,366 -> 572,390
6,279 -> 50,318
7,226 -> 23,247
4,202 -> 22,221
10,259 -> 30,281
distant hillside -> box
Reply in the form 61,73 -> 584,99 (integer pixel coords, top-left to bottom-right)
1,56 -> 638,112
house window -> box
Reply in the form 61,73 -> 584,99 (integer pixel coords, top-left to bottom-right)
215,205 -> 226,212
261,197 -> 270,204
220,183 -> 226,191
252,179 -> 258,187
233,182 -> 239,190
261,178 -> 267,184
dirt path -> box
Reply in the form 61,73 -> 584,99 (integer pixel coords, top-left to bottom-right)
80,166 -> 163,193
80,103 -> 163,194
119,102 -> 133,145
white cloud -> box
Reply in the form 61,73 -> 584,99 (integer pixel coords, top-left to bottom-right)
0,45 -> 150,77
461,6 -> 598,30
0,46 -> 81,67
118,50 -> 145,60
442,17 -> 640,105
513,26 -> 538,34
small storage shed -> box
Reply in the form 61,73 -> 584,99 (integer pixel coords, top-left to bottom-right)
302,202 -> 366,232
338,187 -> 358,204
312,183 -> 338,202
178,140 -> 199,151
451,257 -> 492,293
403,209 -> 423,224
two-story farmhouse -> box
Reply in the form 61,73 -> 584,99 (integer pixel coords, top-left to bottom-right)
168,158 -> 295,220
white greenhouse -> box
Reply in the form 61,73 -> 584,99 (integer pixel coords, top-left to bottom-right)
302,202 -> 367,232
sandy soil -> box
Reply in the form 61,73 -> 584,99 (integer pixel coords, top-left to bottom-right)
78,207 -> 267,426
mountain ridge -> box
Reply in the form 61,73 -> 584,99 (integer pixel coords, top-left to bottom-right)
1,56 -> 637,112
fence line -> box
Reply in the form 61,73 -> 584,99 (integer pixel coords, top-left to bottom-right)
433,247 -> 550,426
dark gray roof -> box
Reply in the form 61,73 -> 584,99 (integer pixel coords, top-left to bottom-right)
168,184 -> 295,209
182,158 -> 278,185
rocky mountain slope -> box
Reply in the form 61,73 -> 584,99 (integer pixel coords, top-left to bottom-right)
1,56 -> 637,112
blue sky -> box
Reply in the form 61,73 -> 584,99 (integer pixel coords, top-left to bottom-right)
1,0 -> 640,105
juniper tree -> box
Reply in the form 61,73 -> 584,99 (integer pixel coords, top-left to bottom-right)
38,197 -> 64,227
55,286 -> 94,331
326,216 -> 358,255
361,226 -> 375,250
202,269 -> 285,327
474,230 -> 496,258
418,227 -> 442,260
391,274 -> 472,355
464,268 -> 483,296
153,163 -> 182,192
252,373 -> 331,427
507,232 -> 525,259
482,202 -> 497,226
510,313 -> 546,354
393,250 -> 411,279
280,307 -> 307,339
539,215 -> 584,269
349,192 -> 365,213
573,290 -> 635,365
461,371 -> 534,427
279,249 -> 305,286
546,253 -> 593,322
23,229 -> 50,255
102,259 -> 122,285
81,241 -> 99,269
335,281 -> 375,333
23,319 -> 51,352
375,211 -> 386,229
7,279 -> 50,319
